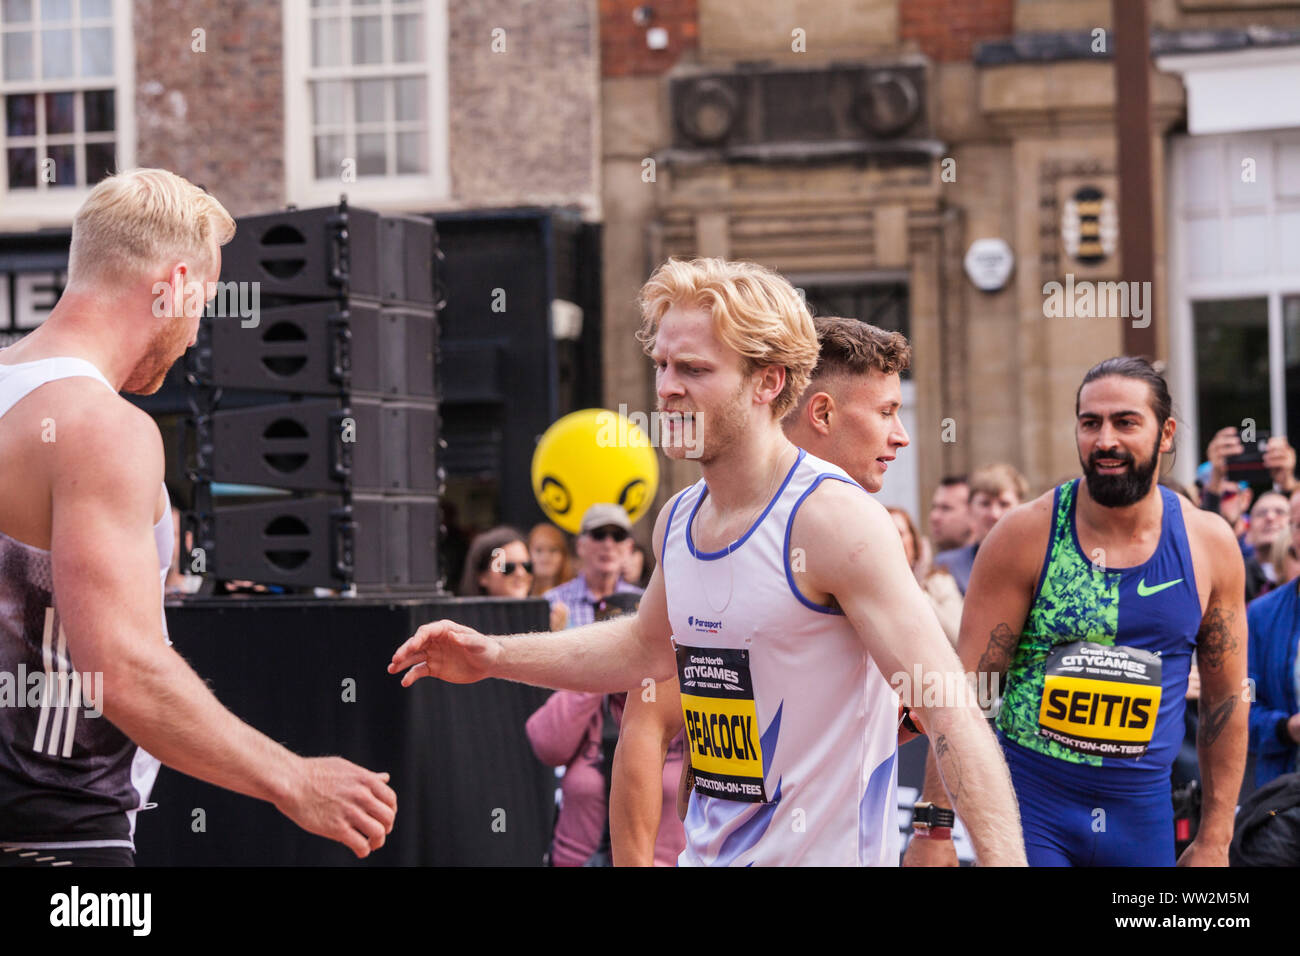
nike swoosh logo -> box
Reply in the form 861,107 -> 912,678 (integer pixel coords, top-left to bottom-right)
1137,577 -> 1183,597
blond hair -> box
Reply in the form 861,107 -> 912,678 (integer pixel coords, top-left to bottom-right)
67,168 -> 236,286
636,257 -> 818,419
970,463 -> 1030,503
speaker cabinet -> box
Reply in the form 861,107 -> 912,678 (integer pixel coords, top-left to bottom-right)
202,494 -> 439,591
194,301 -> 437,399
218,205 -> 436,307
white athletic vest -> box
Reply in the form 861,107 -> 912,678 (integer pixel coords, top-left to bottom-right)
663,448 -> 900,866
0,356 -> 169,849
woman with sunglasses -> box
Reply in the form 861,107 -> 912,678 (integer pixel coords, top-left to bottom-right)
460,526 -> 570,630
457,526 -> 534,599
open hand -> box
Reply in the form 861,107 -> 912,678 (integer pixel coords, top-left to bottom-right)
388,619 -> 502,687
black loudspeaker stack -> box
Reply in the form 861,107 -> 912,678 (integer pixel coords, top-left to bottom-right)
185,200 -> 446,595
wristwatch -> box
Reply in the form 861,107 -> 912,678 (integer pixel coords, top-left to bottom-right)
912,801 -> 955,839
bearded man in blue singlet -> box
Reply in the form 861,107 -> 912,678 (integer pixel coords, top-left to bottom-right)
392,257 -> 1027,866
905,357 -> 1248,867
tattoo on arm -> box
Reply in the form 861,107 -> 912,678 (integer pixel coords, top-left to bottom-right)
977,623 -> 1019,677
1198,696 -> 1236,748
1196,605 -> 1239,673
932,733 -> 964,806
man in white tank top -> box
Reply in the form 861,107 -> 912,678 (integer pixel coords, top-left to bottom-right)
0,169 -> 395,866
608,315 -> 920,865
393,257 -> 1026,865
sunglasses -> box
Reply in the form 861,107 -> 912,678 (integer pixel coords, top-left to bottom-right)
588,527 -> 630,543
496,561 -> 534,576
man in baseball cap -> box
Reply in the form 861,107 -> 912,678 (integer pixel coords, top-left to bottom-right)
544,504 -> 642,629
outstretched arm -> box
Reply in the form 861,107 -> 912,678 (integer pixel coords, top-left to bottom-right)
390,492 -> 684,694
1180,515 -> 1249,867
798,481 -> 1027,866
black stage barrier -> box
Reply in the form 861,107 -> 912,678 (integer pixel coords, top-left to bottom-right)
134,596 -> 554,866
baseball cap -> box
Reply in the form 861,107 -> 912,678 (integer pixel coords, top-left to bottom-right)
580,503 -> 633,535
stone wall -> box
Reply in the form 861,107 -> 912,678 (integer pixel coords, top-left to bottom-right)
446,0 -> 601,217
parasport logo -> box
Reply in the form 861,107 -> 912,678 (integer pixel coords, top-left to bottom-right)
687,615 -> 723,634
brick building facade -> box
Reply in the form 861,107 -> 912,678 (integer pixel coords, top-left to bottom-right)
0,0 -> 601,227
599,0 -> 1300,533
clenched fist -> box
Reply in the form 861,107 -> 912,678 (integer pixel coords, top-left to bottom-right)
277,756 -> 397,859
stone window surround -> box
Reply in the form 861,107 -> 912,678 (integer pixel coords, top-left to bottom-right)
282,0 -> 449,212
0,0 -> 135,230
1166,126 -> 1300,483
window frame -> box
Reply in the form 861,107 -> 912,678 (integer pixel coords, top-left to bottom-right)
283,0 -> 449,211
784,269 -> 919,517
0,0 -> 135,229
1167,127 -> 1300,487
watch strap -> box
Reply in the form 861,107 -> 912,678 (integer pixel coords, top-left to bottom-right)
912,801 -> 956,829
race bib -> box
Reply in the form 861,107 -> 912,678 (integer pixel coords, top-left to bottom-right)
676,643 -> 767,803
1038,641 -> 1163,757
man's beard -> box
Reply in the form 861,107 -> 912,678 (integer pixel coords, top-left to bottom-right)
123,321 -> 185,395
694,379 -> 750,466
1081,433 -> 1162,508
659,378 -> 750,465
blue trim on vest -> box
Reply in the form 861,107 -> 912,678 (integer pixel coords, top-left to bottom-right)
783,472 -> 857,614
685,448 -> 806,560
859,749 -> 897,864
1160,481 -> 1201,600
1030,482 -> 1065,608
662,489 -> 688,571
760,700 -> 783,780
713,777 -> 782,867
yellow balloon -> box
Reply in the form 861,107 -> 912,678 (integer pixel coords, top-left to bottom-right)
531,409 -> 660,534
